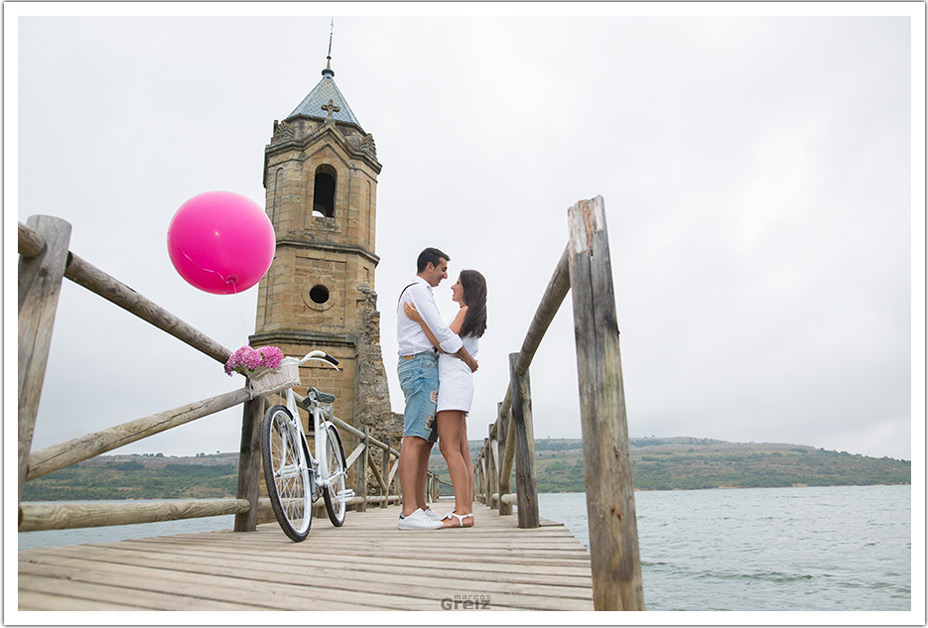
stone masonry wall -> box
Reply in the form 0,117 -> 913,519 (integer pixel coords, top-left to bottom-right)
353,286 -> 403,448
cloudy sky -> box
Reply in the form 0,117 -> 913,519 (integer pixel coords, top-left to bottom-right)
7,3 -> 923,463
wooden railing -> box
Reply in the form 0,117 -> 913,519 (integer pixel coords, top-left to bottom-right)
17,215 -> 438,533
473,197 -> 645,611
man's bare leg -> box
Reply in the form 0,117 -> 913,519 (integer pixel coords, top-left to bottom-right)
399,436 -> 429,517
416,440 -> 434,512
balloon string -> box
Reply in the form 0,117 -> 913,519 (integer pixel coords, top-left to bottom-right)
168,230 -> 249,342
230,280 -> 251,342
167,232 -> 231,284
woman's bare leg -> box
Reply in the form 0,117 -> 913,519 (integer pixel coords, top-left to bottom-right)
437,410 -> 470,526
459,416 -> 474,525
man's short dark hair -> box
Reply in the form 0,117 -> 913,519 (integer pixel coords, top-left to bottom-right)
417,247 -> 450,273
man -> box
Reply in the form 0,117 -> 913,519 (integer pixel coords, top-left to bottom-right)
395,247 -> 478,530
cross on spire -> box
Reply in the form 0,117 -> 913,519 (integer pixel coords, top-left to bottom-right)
321,99 -> 340,119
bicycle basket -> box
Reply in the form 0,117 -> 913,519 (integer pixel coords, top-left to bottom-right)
249,358 -> 301,397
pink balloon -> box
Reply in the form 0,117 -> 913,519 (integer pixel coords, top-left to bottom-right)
167,191 -> 275,295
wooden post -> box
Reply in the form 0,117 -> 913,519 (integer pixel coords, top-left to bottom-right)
368,447 -> 389,494
387,447 -> 400,500
234,395 -> 264,531
490,437 -> 500,508
381,446 -> 391,508
484,433 -> 491,507
488,424 -> 499,509
356,426 -> 369,512
567,195 -> 644,611
474,453 -> 483,503
495,401 -> 510,514
18,216 -> 72,513
496,402 -> 507,447
499,406 -> 515,516
508,352 -> 539,528
482,453 -> 488,504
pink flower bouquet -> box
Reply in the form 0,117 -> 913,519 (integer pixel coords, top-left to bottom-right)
224,345 -> 284,377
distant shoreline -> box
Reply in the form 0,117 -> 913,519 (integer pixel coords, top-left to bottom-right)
22,437 -> 910,502
20,482 -> 912,504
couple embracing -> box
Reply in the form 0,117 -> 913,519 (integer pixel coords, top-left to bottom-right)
396,248 -> 487,530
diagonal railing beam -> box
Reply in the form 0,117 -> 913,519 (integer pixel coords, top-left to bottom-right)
26,388 -> 251,481
491,245 -> 572,513
19,221 -> 232,364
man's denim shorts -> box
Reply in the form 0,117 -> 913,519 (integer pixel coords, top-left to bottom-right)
397,351 -> 439,443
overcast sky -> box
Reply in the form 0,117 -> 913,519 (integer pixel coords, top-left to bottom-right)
7,4 -> 923,463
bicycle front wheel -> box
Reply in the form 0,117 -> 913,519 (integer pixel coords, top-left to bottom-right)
322,425 -> 348,527
261,404 -> 313,541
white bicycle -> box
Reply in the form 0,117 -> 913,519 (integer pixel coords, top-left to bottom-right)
261,350 -> 353,542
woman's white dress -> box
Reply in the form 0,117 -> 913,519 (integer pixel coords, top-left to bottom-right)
437,333 -> 478,414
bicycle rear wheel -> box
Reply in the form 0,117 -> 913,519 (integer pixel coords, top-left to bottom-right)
322,425 -> 348,527
261,404 -> 313,541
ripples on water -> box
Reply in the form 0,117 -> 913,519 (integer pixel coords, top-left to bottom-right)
539,484 -> 911,611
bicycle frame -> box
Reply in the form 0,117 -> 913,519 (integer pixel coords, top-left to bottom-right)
261,349 -> 352,540
279,351 -> 345,502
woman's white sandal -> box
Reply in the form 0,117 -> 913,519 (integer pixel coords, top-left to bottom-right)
442,511 -> 473,528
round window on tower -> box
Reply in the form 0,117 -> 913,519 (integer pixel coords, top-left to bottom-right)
303,281 -> 334,311
310,285 -> 329,304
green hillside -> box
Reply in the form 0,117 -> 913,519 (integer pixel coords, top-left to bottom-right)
21,456 -> 239,501
21,438 -> 910,502
431,437 -> 911,494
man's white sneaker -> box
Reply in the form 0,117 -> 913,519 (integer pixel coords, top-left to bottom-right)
423,506 -> 442,521
398,508 -> 443,530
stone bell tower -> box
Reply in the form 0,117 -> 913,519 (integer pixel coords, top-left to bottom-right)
251,50 -> 398,444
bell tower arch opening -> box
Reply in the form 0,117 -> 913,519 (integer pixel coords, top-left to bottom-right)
313,165 -> 337,218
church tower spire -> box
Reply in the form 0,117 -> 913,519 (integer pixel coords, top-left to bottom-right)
323,17 -> 335,78
253,30 -> 396,448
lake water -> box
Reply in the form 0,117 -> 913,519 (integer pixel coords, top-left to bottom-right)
540,484 -> 911,611
18,485 -> 910,612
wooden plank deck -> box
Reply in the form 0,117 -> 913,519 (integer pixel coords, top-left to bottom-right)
19,501 -> 593,611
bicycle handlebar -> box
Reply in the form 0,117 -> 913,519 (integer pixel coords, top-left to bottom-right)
297,350 -> 340,370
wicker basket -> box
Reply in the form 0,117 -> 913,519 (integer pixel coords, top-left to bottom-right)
249,358 -> 301,397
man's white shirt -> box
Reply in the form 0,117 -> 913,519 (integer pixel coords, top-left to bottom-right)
396,277 -> 463,357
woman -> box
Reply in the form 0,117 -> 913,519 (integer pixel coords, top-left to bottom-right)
404,269 -> 487,528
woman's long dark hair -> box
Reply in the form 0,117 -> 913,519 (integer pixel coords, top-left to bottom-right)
459,269 -> 487,338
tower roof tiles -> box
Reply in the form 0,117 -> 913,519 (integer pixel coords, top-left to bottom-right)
287,68 -> 363,130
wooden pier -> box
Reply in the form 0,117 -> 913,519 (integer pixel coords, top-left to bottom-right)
19,502 -> 593,611
18,197 -> 642,611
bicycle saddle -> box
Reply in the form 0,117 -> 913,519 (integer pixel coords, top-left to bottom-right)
300,386 -> 336,406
